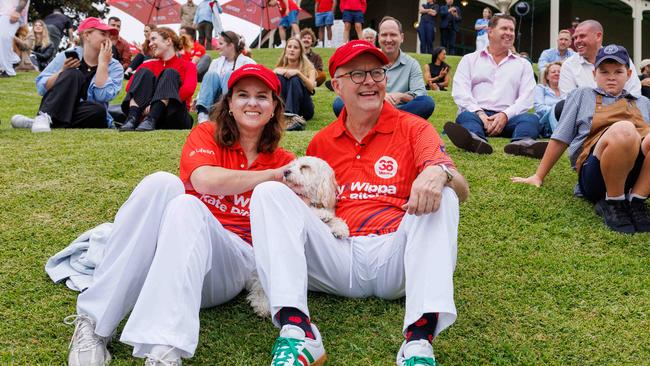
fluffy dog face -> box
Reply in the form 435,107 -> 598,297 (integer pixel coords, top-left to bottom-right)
284,156 -> 338,209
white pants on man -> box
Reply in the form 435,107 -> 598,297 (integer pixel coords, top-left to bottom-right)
76,172 -> 254,358
250,181 -> 459,336
0,15 -> 21,76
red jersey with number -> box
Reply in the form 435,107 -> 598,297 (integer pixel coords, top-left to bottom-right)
180,122 -> 295,244
316,0 -> 334,12
306,102 -> 454,236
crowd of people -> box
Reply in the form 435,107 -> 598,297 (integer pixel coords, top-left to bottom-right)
2,0 -> 650,365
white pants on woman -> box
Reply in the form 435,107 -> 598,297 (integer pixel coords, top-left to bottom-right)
76,172 -> 255,358
476,34 -> 488,51
250,181 -> 459,337
0,15 -> 20,76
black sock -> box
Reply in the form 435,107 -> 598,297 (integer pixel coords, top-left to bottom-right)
127,106 -> 141,120
147,101 -> 166,122
405,313 -> 438,343
277,307 -> 314,339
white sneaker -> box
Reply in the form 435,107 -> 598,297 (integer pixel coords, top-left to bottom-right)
395,339 -> 437,366
278,41 -> 286,48
144,345 -> 182,366
31,112 -> 52,133
10,114 -> 34,129
197,112 -> 209,124
64,314 -> 112,366
270,324 -> 327,365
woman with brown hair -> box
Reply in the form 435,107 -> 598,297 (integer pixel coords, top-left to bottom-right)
29,19 -> 56,71
119,27 -> 197,131
64,64 -> 295,365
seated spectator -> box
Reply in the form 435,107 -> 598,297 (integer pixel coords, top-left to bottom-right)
10,18 -> 123,132
512,45 -> 650,234
119,27 -> 197,132
179,25 -> 211,82
29,19 -> 56,71
124,24 -> 156,79
13,24 -> 36,71
362,27 -> 377,46
107,17 -> 132,71
195,31 -> 255,123
534,61 -> 562,136
299,28 -> 326,86
274,37 -> 316,131
424,46 -> 450,91
640,59 -> 650,99
537,29 -> 574,75
333,17 -> 436,120
447,14 -> 543,158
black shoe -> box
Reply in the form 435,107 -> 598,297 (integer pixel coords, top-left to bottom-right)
443,122 -> 493,154
325,80 -> 334,92
119,115 -> 137,131
629,197 -> 650,233
135,116 -> 155,131
504,138 -> 548,159
594,199 -> 635,234
0,71 -> 11,78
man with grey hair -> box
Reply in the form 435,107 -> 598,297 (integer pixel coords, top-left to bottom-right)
559,20 -> 641,97
362,27 -> 377,45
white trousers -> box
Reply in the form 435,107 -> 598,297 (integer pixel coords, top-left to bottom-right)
76,172 -> 254,358
0,15 -> 20,76
476,34 -> 488,52
250,182 -> 459,337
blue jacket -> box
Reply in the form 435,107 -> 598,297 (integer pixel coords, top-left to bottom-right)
440,5 -> 462,31
35,47 -> 124,127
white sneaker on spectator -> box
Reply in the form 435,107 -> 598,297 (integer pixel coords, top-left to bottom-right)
395,339 -> 437,366
10,114 -> 34,129
144,345 -> 182,366
197,112 -> 209,124
64,314 -> 112,366
31,112 -> 52,133
278,41 -> 286,48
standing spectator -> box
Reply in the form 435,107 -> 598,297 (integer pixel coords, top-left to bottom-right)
194,0 -> 221,50
29,19 -> 56,71
340,0 -> 366,43
568,17 -> 579,51
43,8 -> 73,51
1,0 -> 29,77
417,0 -> 438,54
559,20 -> 641,98
447,14 -> 543,158
534,61 -> 562,135
13,24 -> 37,71
124,24 -> 156,79
424,47 -> 450,91
639,59 -> 650,99
474,7 -> 492,51
180,0 -> 197,28
537,29 -> 574,75
10,18 -> 123,132
439,0 -> 461,55
107,17 -> 132,70
179,25 -> 212,82
274,37 -> 316,130
268,0 -> 300,48
362,27 -> 377,45
314,0 -> 336,47
300,28 -> 326,86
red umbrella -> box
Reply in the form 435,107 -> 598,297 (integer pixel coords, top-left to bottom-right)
107,0 -> 181,25
222,0 -> 311,30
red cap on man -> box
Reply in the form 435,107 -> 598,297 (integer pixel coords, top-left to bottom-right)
328,40 -> 389,78
228,64 -> 282,95
78,17 -> 119,36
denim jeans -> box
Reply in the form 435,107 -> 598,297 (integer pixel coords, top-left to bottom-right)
333,95 -> 435,120
454,110 -> 541,141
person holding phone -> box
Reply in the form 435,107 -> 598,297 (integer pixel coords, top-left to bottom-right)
10,17 -> 123,132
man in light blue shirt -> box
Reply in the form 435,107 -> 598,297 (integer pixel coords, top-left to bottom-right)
537,29 -> 574,74
194,0 -> 223,50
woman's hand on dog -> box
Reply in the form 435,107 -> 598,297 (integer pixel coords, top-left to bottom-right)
402,165 -> 448,215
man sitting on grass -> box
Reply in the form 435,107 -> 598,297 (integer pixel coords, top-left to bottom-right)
512,45 -> 650,234
250,40 -> 469,366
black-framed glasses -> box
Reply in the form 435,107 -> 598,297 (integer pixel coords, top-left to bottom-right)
336,68 -> 387,84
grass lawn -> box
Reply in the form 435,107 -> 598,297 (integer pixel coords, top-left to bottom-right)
0,49 -> 648,365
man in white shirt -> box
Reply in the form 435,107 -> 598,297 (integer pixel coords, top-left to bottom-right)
559,20 -> 641,98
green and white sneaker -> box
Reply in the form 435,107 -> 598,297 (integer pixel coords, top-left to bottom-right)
271,324 -> 327,366
396,339 -> 437,366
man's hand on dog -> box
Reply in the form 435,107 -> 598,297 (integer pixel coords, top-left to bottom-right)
402,165 -> 447,215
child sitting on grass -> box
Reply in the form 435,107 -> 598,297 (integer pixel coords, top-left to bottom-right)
512,45 -> 650,234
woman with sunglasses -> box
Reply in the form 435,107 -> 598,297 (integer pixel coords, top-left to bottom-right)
65,64 -> 295,365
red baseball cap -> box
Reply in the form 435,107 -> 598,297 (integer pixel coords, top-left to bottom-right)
328,40 -> 389,78
228,64 -> 282,95
78,17 -> 118,36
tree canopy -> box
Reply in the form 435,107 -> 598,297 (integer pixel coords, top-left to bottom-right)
29,0 -> 109,24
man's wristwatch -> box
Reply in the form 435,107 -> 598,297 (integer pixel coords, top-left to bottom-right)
437,164 -> 454,183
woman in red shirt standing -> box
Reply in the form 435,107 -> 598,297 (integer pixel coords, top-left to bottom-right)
119,27 -> 198,131
65,64 -> 295,365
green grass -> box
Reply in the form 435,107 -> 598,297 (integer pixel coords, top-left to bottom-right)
1,50 -> 649,365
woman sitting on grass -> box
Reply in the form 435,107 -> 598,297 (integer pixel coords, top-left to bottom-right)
274,36 -> 316,131
119,27 -> 197,132
534,61 -> 563,137
512,45 -> 650,234
123,24 -> 156,79
423,46 -> 450,91
65,64 -> 295,366
29,19 -> 56,71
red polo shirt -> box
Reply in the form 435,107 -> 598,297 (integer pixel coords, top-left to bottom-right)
306,102 -> 454,237
127,55 -> 197,110
180,122 -> 295,244
278,0 -> 300,15
316,0 -> 334,12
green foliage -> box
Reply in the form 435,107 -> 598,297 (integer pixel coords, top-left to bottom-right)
0,50 -> 648,365
30,0 -> 109,23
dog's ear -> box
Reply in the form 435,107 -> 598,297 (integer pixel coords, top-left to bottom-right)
316,174 -> 337,209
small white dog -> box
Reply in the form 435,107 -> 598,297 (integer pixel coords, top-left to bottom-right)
246,156 -> 349,317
